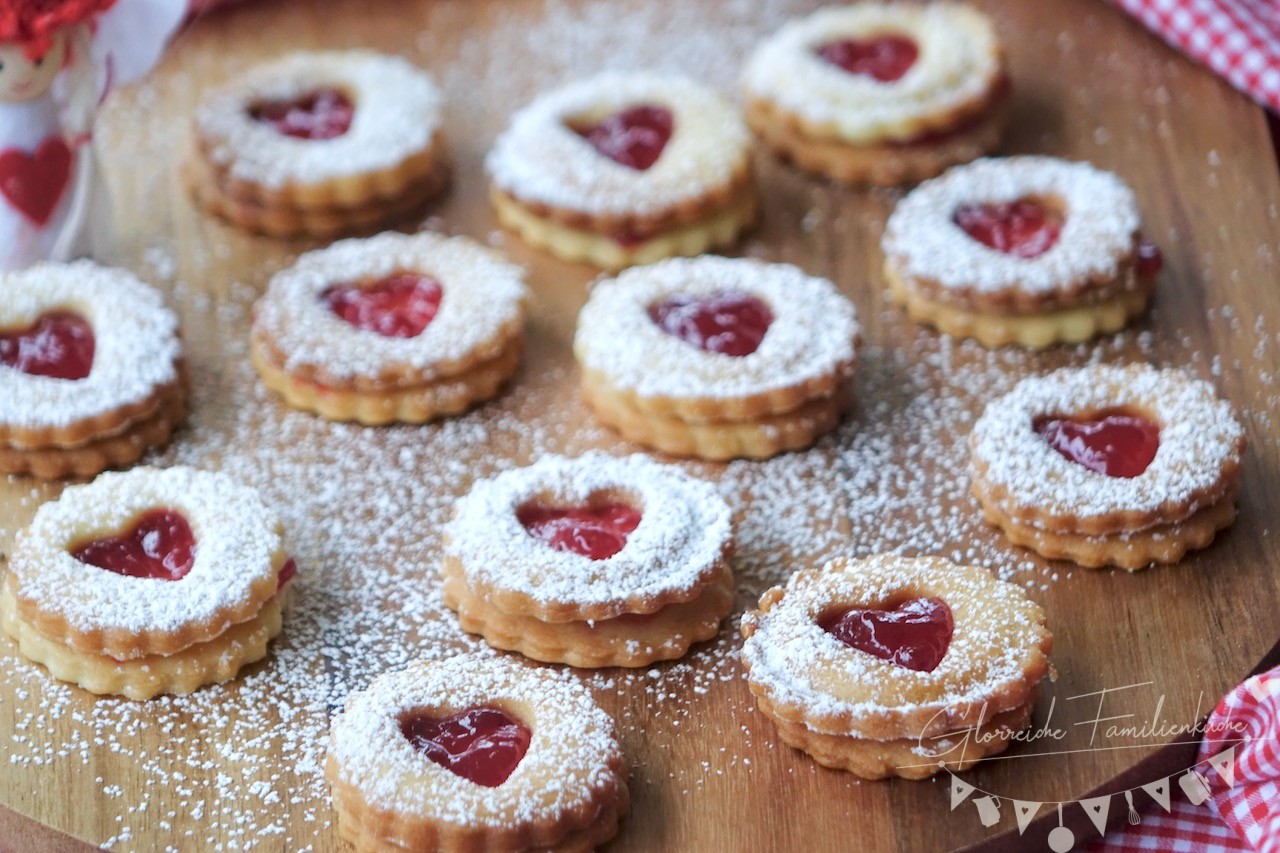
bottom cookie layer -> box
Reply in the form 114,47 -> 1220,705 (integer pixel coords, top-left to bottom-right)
186,152 -> 449,239
885,261 -> 1153,349
0,381 -> 188,480
584,378 -> 852,461
492,186 -> 757,269
0,582 -> 285,700
441,560 -> 735,668
327,763 -> 629,853
251,335 -> 523,425
758,689 -> 1036,781
746,95 -> 1008,187
977,489 -> 1239,571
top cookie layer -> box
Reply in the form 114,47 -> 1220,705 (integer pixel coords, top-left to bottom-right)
0,261 -> 181,431
574,256 -> 859,402
195,50 -> 443,190
486,72 -> 750,218
884,156 -> 1141,305
743,2 -> 1003,143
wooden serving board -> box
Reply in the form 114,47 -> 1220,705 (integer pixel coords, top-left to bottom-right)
2,1 -> 1279,850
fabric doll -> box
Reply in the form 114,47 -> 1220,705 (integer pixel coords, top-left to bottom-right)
0,0 -> 186,270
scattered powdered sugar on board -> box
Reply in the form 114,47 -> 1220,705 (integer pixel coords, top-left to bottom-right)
1,0 -> 1278,849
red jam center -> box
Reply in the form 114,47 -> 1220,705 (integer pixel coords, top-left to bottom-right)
516,503 -> 641,561
649,292 -> 774,358
574,105 -> 674,171
277,557 -> 298,589
1034,410 -> 1161,479
250,88 -> 355,140
0,311 -> 94,380
820,597 -> 954,673
322,274 -> 443,339
816,35 -> 920,83
1137,238 -> 1164,277
71,509 -> 196,582
954,199 -> 1063,259
400,706 -> 531,788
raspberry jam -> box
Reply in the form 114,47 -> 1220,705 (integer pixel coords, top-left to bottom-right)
954,199 -> 1063,259
0,311 -> 94,380
1034,409 -> 1161,478
400,706 -> 531,787
574,105 -> 674,171
322,274 -> 443,339
277,557 -> 298,589
820,597 -> 954,673
250,88 -> 355,140
516,503 -> 642,561
815,35 -> 920,83
649,292 -> 774,357
71,509 -> 196,582
1136,238 -> 1164,277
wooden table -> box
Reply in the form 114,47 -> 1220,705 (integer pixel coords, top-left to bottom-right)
2,0 -> 1279,850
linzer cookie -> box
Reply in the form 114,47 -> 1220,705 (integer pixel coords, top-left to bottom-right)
250,232 -> 528,425
883,156 -> 1163,348
442,453 -> 734,667
741,555 -> 1052,780
486,72 -> 756,268
970,365 -> 1246,570
743,3 -> 1009,186
187,51 -> 448,238
574,256 -> 859,460
326,653 -> 629,852
0,262 -> 186,479
1,466 -> 296,700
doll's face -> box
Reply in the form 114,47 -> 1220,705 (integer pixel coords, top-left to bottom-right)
0,34 -> 67,103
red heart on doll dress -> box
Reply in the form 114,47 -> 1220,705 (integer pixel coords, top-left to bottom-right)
0,137 -> 73,227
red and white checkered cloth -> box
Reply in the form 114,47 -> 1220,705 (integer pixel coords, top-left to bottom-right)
1095,667 -> 1280,852
1111,0 -> 1280,113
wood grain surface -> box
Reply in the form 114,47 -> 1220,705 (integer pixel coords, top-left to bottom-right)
1,1 -> 1279,851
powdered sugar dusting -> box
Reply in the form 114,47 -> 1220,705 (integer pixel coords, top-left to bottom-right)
575,256 -> 859,398
0,261 -> 181,429
446,453 -> 731,612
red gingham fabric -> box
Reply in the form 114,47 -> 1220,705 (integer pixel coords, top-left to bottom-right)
1111,0 -> 1280,113
1200,670 -> 1280,852
1093,667 -> 1280,852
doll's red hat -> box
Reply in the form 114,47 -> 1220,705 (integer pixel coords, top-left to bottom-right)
0,0 -> 117,59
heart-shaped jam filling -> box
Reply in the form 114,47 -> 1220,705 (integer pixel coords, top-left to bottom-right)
0,311 -> 94,380
954,199 -> 1063,259
71,509 -> 196,581
1034,409 -> 1160,478
816,35 -> 920,83
322,274 -> 443,339
1136,238 -> 1163,277
649,292 -> 774,357
516,503 -> 641,561
573,105 -> 674,171
400,706 -> 531,787
250,88 -> 355,140
820,597 -> 954,673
